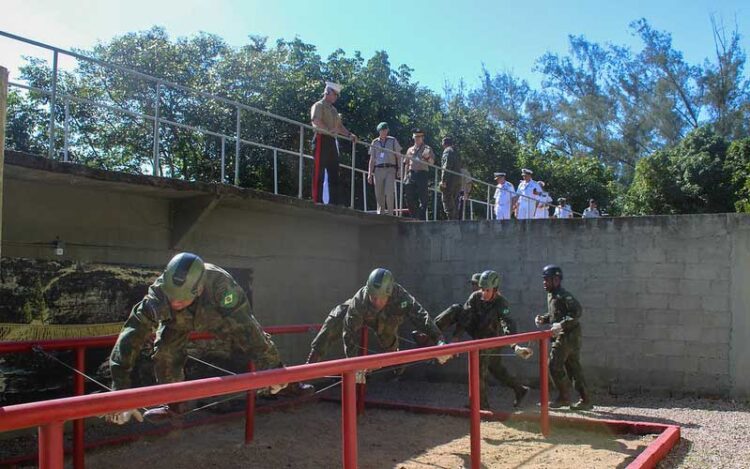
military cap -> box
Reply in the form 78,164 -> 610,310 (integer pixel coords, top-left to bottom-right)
521,168 -> 533,175
558,197 -> 567,203
412,128 -> 425,138
325,81 -> 342,94
442,136 -> 454,146
376,122 -> 389,131
493,172 -> 506,179
470,272 -> 482,284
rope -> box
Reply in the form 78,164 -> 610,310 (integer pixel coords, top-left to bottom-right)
187,354 -> 237,375
32,346 -> 114,392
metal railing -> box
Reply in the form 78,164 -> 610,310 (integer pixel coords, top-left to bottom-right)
0,329 -> 552,469
0,30 -> 582,220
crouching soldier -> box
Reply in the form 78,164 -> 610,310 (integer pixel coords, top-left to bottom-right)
435,270 -> 532,410
535,264 -> 592,411
105,252 -> 314,424
306,300 -> 350,364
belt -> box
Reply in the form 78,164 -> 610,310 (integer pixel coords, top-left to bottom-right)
375,164 -> 397,168
409,169 -> 428,173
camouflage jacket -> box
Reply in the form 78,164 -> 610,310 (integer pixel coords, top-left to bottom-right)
459,291 -> 517,340
539,287 -> 582,341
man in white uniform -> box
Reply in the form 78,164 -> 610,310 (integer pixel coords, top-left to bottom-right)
493,172 -> 515,220
535,181 -> 552,219
515,169 -> 541,220
554,197 -> 573,218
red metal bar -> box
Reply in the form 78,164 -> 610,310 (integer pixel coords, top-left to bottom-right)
73,347 -> 85,469
245,361 -> 256,444
627,425 -> 680,469
342,371 -> 358,469
38,422 -> 64,469
468,350 -> 481,469
356,327 -> 368,416
539,338 -> 550,437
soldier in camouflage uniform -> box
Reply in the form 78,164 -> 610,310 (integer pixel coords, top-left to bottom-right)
105,253 -> 313,424
342,269 -> 451,378
435,270 -> 532,409
305,300 -> 350,363
535,264 -> 592,410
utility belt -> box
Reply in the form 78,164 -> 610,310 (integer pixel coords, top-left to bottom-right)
375,164 -> 397,169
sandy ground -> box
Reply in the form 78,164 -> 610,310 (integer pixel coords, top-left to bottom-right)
82,401 -> 651,469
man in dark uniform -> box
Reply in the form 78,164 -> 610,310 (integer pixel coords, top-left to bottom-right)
535,264 -> 593,410
105,252 -> 313,424
439,136 -> 462,220
435,270 -> 532,409
305,300 -> 350,364
403,129 -> 436,220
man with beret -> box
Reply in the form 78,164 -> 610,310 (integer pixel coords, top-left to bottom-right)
515,168 -> 541,220
310,81 -> 357,206
403,129 -> 436,219
493,172 -> 515,220
439,137 -> 462,220
368,122 -> 402,215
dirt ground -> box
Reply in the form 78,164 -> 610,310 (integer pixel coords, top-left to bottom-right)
82,401 -> 652,469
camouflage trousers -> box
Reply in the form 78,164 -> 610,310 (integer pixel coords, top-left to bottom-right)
309,304 -> 347,359
549,337 -> 587,396
153,304 -> 282,384
479,349 -> 521,407
441,183 -> 461,220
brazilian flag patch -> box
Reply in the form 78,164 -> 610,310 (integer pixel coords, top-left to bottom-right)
401,301 -> 409,308
221,291 -> 238,309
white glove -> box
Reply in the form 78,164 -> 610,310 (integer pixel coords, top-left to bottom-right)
550,322 -> 563,337
534,315 -> 545,327
514,345 -> 533,360
355,370 -> 368,384
269,383 -> 288,395
104,409 -> 144,425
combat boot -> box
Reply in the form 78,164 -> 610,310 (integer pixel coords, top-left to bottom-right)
570,390 -> 593,411
549,391 -> 572,409
513,385 -> 530,408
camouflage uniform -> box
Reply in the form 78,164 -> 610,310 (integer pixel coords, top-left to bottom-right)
440,145 -> 462,220
308,301 -> 350,361
110,264 -> 282,390
537,287 -> 588,400
342,284 -> 442,357
436,291 -> 526,408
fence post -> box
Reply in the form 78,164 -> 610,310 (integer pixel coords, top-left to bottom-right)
220,136 -> 226,183
234,106 -> 241,185
539,338 -> 550,437
152,82 -> 160,176
245,361 -> 256,443
486,186 -> 491,220
350,140 -> 355,209
468,350 -> 481,469
48,51 -> 58,159
73,347 -> 86,469
38,422 -> 64,469
433,168 -> 439,221
63,98 -> 70,162
273,149 -> 279,194
342,371 -> 358,469
298,126 -> 304,199
0,66 -> 8,260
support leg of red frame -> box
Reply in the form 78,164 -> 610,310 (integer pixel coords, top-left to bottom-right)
73,347 -> 85,469
468,350 -> 481,469
38,422 -> 64,469
356,328 -> 368,416
245,361 -> 256,444
342,371 -> 358,469
539,339 -> 550,437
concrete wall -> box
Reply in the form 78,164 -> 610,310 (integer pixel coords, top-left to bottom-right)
361,215 -> 750,396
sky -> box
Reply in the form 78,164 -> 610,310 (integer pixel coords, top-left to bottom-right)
0,0 -> 748,93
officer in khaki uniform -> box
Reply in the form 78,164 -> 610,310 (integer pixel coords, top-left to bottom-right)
435,271 -> 532,409
368,122 -> 402,215
105,253 -> 313,424
535,265 -> 592,410
403,129 -> 435,220
439,137 -> 462,220
310,81 -> 357,205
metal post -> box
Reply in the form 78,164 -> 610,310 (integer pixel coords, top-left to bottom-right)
433,168 -> 439,221
273,149 -> 279,194
398,178 -> 404,217
469,350 -> 481,469
234,107 -> 241,186
356,327 -> 368,416
362,173 -> 367,211
539,338 -> 550,437
47,51 -> 58,159
350,141 -> 355,209
470,200 -> 474,220
486,186 -> 491,220
220,136 -> 226,183
298,126 -> 304,199
38,422 -> 64,469
342,371 -> 358,469
152,82 -> 160,176
0,66 -> 8,260
73,347 -> 85,469
245,361 -> 256,443
63,98 -> 70,162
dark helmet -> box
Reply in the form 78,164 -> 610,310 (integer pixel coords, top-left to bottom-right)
162,253 -> 206,302
366,268 -> 395,298
478,270 -> 500,289
542,264 -> 563,280
470,272 -> 482,285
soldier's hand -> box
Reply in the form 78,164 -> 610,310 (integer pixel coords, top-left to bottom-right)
550,322 -> 563,337
367,174 -> 374,185
534,315 -> 545,327
436,354 -> 453,365
104,409 -> 144,425
514,345 -> 533,360
439,181 -> 446,190
269,382 -> 288,395
355,370 -> 368,384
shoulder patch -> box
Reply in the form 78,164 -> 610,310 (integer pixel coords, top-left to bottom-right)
501,308 -> 510,316
401,300 -> 409,308
221,291 -> 239,309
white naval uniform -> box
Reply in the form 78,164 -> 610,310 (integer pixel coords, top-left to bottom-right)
554,205 -> 573,218
494,181 -> 515,220
535,191 -> 552,219
516,179 -> 541,220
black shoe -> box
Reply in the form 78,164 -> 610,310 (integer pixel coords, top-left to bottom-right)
513,386 -> 530,407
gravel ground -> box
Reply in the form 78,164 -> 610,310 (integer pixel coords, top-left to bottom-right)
364,379 -> 750,469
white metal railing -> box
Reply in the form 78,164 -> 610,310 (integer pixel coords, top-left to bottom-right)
1,30 -> 578,220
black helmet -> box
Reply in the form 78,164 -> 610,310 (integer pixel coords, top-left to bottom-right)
542,264 -> 563,280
